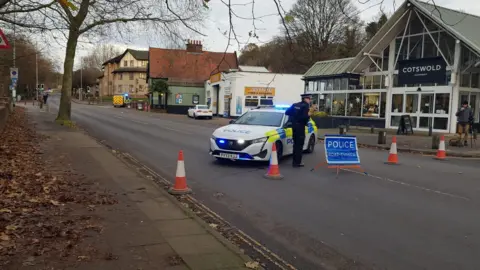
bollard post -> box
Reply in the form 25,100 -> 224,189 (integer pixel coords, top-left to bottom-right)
428,124 -> 433,136
339,125 -> 345,135
377,131 -> 387,144
432,134 -> 440,149
370,126 -> 375,134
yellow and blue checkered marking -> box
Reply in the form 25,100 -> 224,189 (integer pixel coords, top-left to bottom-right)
265,119 -> 317,143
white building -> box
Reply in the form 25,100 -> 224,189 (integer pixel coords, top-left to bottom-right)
205,66 -> 304,117
303,0 -> 480,134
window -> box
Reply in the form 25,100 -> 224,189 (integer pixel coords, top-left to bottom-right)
197,105 -> 209,109
419,93 -> 434,114
409,35 -> 422,60
391,94 -> 403,113
406,94 -> 419,113
333,78 -> 341,90
340,78 -> 348,90
123,60 -> 127,67
129,73 -> 134,80
363,93 -> 380,118
118,85 -> 123,92
234,111 -> 284,127
139,85 -> 143,90
142,61 -> 147,67
129,85 -> 134,93
119,74 -> 123,80
461,73 -> 470,87
260,98 -> 274,105
434,93 -> 450,114
244,98 -> 258,107
346,93 -> 362,117
472,73 -> 479,88
139,73 -> 146,79
130,60 -> 134,67
331,93 -> 346,116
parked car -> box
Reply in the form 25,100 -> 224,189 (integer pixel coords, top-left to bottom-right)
188,105 -> 213,119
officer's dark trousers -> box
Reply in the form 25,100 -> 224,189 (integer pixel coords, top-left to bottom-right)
292,125 -> 305,165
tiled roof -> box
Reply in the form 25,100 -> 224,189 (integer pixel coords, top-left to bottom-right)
112,67 -> 147,73
303,58 -> 354,78
102,49 -> 148,66
148,48 -> 238,83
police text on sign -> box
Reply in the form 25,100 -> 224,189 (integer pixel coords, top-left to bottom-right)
324,135 -> 360,165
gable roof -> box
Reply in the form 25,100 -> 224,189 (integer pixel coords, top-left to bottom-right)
303,58 -> 354,78
148,48 -> 238,83
412,0 -> 480,54
102,49 -> 148,66
346,0 -> 480,73
238,65 -> 269,73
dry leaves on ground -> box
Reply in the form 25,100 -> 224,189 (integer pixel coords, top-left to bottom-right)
0,108 -> 117,268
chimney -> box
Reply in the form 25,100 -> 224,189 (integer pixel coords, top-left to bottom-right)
186,39 -> 203,53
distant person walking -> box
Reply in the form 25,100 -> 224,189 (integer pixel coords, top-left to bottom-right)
43,92 -> 49,105
456,100 -> 474,146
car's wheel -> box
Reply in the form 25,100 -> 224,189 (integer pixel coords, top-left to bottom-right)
275,141 -> 283,161
208,116 -> 212,119
305,135 -> 315,153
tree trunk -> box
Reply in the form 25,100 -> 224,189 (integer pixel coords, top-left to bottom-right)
56,30 -> 79,122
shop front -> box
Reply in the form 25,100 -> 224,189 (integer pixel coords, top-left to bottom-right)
304,0 -> 480,133
205,69 -> 303,117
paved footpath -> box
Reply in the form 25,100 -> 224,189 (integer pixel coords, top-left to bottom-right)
27,104 -> 253,270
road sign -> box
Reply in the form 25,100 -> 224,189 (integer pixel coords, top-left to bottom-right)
10,68 -> 18,79
324,135 -> 360,165
0,29 -> 10,49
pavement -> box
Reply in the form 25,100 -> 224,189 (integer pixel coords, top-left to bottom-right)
33,96 -> 480,270
317,128 -> 480,157
24,102 -> 254,270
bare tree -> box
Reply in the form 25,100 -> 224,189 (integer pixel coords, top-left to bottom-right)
0,0 -> 204,123
82,44 -> 122,70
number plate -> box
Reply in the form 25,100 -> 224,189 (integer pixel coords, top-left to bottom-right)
203,110 -> 209,113
219,153 -> 239,159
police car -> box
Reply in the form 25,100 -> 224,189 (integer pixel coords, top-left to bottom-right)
209,105 -> 318,161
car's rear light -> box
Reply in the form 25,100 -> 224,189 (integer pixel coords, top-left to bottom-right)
196,110 -> 201,112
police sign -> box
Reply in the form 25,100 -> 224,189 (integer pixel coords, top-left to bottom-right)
324,135 -> 360,165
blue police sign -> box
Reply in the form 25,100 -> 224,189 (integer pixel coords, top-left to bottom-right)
324,135 -> 360,165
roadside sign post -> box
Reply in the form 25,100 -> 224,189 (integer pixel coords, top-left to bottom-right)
310,135 -> 364,178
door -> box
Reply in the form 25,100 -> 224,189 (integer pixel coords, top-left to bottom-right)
282,115 -> 294,155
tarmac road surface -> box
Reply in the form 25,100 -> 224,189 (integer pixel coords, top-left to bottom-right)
44,96 -> 480,270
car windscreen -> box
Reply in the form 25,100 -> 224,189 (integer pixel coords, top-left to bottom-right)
197,105 -> 208,109
234,111 -> 283,127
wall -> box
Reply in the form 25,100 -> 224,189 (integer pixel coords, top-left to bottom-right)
167,85 -> 205,114
206,72 -> 304,117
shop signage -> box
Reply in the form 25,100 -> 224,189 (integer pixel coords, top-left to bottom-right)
348,75 -> 360,86
244,87 -> 275,96
192,94 -> 199,104
175,93 -> 183,104
210,72 -> 221,84
398,57 -> 446,85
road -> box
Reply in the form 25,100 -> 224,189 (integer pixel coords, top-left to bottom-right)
43,96 -> 480,270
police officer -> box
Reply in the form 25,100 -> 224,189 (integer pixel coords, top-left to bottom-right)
286,94 -> 311,167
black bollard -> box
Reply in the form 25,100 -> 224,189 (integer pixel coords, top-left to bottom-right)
377,131 -> 387,144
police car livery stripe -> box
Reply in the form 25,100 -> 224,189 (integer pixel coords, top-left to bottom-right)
265,119 -> 317,143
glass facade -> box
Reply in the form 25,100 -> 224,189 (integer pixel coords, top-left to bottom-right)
303,8 -> 480,132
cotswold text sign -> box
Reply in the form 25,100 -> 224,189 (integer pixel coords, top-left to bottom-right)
398,57 -> 446,85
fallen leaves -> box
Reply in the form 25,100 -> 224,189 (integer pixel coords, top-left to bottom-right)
0,108 -> 117,268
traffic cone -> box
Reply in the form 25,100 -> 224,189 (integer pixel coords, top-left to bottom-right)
168,150 -> 192,195
385,136 -> 399,165
264,144 -> 284,180
434,135 -> 447,160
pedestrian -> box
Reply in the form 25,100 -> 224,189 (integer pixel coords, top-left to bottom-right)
286,94 -> 312,167
43,91 -> 49,105
455,100 -> 474,146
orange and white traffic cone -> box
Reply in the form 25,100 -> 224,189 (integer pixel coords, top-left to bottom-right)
385,136 -> 399,165
264,143 -> 284,180
434,135 -> 447,160
168,150 -> 192,195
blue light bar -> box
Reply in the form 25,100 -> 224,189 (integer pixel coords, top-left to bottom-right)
275,104 -> 290,109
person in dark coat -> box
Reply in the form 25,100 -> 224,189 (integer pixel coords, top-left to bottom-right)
286,94 -> 312,167
456,100 -> 474,146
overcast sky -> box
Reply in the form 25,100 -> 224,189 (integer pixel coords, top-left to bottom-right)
34,0 -> 480,72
